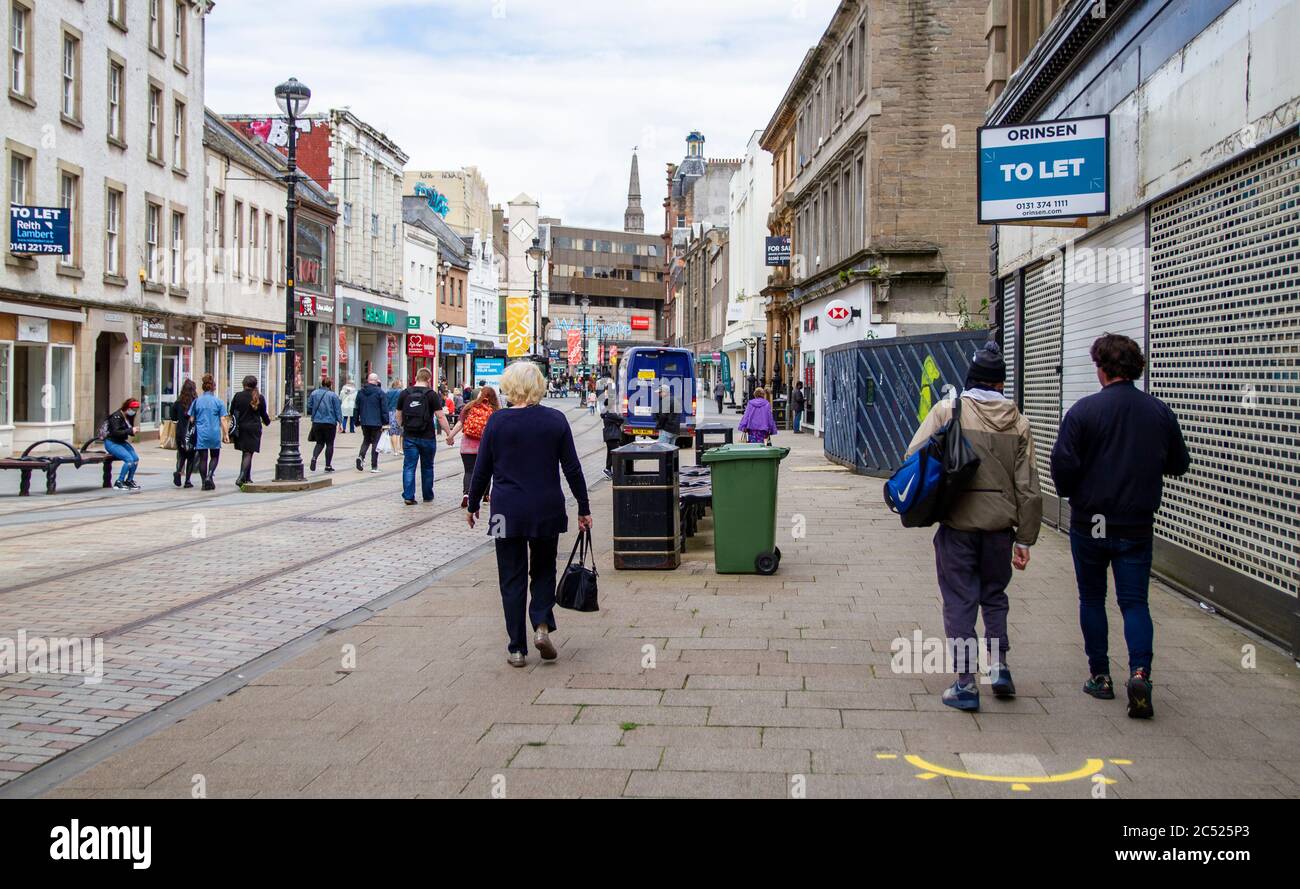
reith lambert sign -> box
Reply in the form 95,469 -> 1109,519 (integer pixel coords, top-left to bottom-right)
977,115 -> 1108,223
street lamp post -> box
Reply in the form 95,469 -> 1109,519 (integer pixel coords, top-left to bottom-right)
434,319 -> 451,388
526,237 -> 547,358
580,296 -> 590,377
596,315 -> 605,377
273,76 -> 310,483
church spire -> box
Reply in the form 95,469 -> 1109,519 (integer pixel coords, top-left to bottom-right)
624,150 -> 644,233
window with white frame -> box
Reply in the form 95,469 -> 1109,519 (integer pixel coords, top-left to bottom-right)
172,99 -> 185,168
170,210 -> 184,285
232,199 -> 243,275
249,205 -> 259,280
107,58 -> 124,142
9,2 -> 29,99
61,31 -> 80,121
211,190 -> 224,271
8,149 -> 29,208
146,202 -> 161,281
109,0 -> 125,29
173,2 -> 186,65
148,86 -> 162,159
59,171 -> 80,268
149,0 -> 164,53
263,211 -> 272,280
105,186 -> 122,276
14,342 -> 73,424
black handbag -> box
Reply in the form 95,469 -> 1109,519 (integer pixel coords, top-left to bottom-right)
557,529 -> 599,612
933,397 -> 982,520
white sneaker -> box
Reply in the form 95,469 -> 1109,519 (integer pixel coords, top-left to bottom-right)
369,467 -> 381,473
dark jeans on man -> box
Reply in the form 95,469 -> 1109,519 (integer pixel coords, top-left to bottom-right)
934,525 -> 1013,675
402,435 -> 436,501
1069,528 -> 1154,676
494,535 -> 559,655
358,425 -> 383,469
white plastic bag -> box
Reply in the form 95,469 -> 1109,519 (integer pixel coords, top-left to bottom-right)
376,434 -> 393,455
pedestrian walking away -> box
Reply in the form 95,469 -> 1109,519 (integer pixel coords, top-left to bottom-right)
386,379 -> 404,454
338,377 -> 358,434
737,387 -> 778,444
905,341 -> 1042,712
791,382 -> 807,433
306,378 -> 343,473
713,379 -> 725,415
189,373 -> 227,490
171,379 -> 199,488
229,375 -> 272,486
102,399 -> 142,491
600,404 -> 624,479
353,373 -> 390,473
1050,333 -> 1190,720
396,368 -> 451,504
466,361 -> 592,666
448,384 -> 499,508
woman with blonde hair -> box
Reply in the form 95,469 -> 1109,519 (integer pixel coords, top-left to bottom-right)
466,361 -> 592,667
448,384 -> 500,508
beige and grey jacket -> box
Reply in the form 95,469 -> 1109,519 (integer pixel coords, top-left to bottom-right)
904,391 -> 1043,546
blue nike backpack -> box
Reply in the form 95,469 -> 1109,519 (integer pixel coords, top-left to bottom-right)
883,399 -> 980,527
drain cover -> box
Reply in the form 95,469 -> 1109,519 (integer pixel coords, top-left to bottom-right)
291,516 -> 345,524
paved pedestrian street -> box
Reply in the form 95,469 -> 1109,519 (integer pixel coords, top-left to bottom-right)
2,403 -> 1295,800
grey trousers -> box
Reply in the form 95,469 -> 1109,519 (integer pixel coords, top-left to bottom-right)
934,525 -> 1013,674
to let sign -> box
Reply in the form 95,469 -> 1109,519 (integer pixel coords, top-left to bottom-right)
977,115 -> 1108,223
9,206 -> 70,255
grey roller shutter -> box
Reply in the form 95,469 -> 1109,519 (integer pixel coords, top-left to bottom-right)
1001,275 -> 1018,404
1021,257 -> 1064,505
1148,132 -> 1300,601
1061,213 -> 1148,413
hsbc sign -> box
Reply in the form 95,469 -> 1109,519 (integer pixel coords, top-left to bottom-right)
824,299 -> 856,327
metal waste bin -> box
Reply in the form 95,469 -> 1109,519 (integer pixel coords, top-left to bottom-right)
612,441 -> 681,570
693,423 -> 734,465
701,443 -> 789,574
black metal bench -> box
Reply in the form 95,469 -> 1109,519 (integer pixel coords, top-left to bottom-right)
0,438 -> 117,495
678,465 -> 713,552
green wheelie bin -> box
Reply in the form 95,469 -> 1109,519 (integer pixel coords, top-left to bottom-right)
701,443 -> 790,574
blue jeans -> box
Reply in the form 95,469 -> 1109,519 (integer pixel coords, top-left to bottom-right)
103,439 -> 139,483
1069,528 -> 1154,677
402,435 -> 436,501
793,409 -> 803,433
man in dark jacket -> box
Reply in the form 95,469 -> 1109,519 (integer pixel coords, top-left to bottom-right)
1051,333 -> 1189,719
790,382 -> 807,433
353,373 -> 390,473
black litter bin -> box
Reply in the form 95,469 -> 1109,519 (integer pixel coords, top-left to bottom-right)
612,441 -> 681,570
693,423 -> 734,465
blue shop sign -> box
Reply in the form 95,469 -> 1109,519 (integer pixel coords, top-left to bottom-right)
977,115 -> 1108,223
439,335 -> 468,355
9,205 -> 70,255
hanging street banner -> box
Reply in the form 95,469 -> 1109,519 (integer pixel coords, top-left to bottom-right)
566,329 -> 582,366
977,115 -> 1109,224
9,206 -> 70,255
506,297 -> 531,357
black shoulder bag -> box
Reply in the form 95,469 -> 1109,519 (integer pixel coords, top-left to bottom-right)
557,529 -> 599,612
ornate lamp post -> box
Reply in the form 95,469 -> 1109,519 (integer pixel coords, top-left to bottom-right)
525,237 -> 547,357
273,76 -> 310,483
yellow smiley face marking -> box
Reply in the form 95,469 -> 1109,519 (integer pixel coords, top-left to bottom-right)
903,754 -> 1112,786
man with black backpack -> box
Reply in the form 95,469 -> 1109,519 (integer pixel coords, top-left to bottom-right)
396,367 -> 451,505
904,341 -> 1042,712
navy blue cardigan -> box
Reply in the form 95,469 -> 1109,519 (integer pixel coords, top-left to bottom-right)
467,404 -> 590,539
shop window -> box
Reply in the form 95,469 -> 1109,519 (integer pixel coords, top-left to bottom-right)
13,342 -> 72,424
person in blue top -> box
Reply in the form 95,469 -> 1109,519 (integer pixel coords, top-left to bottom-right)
466,361 -> 591,668
188,373 -> 228,491
306,377 -> 343,473
352,372 -> 390,473
385,377 -> 404,455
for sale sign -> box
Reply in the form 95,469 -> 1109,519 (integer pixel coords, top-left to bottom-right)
9,206 -> 70,255
977,115 -> 1108,223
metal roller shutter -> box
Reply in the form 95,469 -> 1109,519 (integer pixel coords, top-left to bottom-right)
1020,258 -> 1064,506
229,352 -> 266,402
1061,214 -> 1148,413
1001,275 -> 1018,404
1148,133 -> 1300,602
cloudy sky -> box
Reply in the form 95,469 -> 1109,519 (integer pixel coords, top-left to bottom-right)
205,0 -> 837,232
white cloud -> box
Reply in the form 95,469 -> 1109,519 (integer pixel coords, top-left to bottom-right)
205,0 -> 837,231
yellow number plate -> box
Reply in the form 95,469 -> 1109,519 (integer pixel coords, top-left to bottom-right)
637,370 -> 655,380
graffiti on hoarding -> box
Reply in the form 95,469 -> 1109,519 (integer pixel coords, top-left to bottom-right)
412,182 -> 450,216
246,117 -> 313,148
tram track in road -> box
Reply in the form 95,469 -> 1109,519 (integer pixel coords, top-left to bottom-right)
0,413 -> 608,598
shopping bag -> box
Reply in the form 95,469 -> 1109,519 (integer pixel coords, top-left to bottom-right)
376,433 -> 393,455
159,420 -> 177,450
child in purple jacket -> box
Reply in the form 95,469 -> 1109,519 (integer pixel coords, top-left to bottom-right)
738,388 -> 778,444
